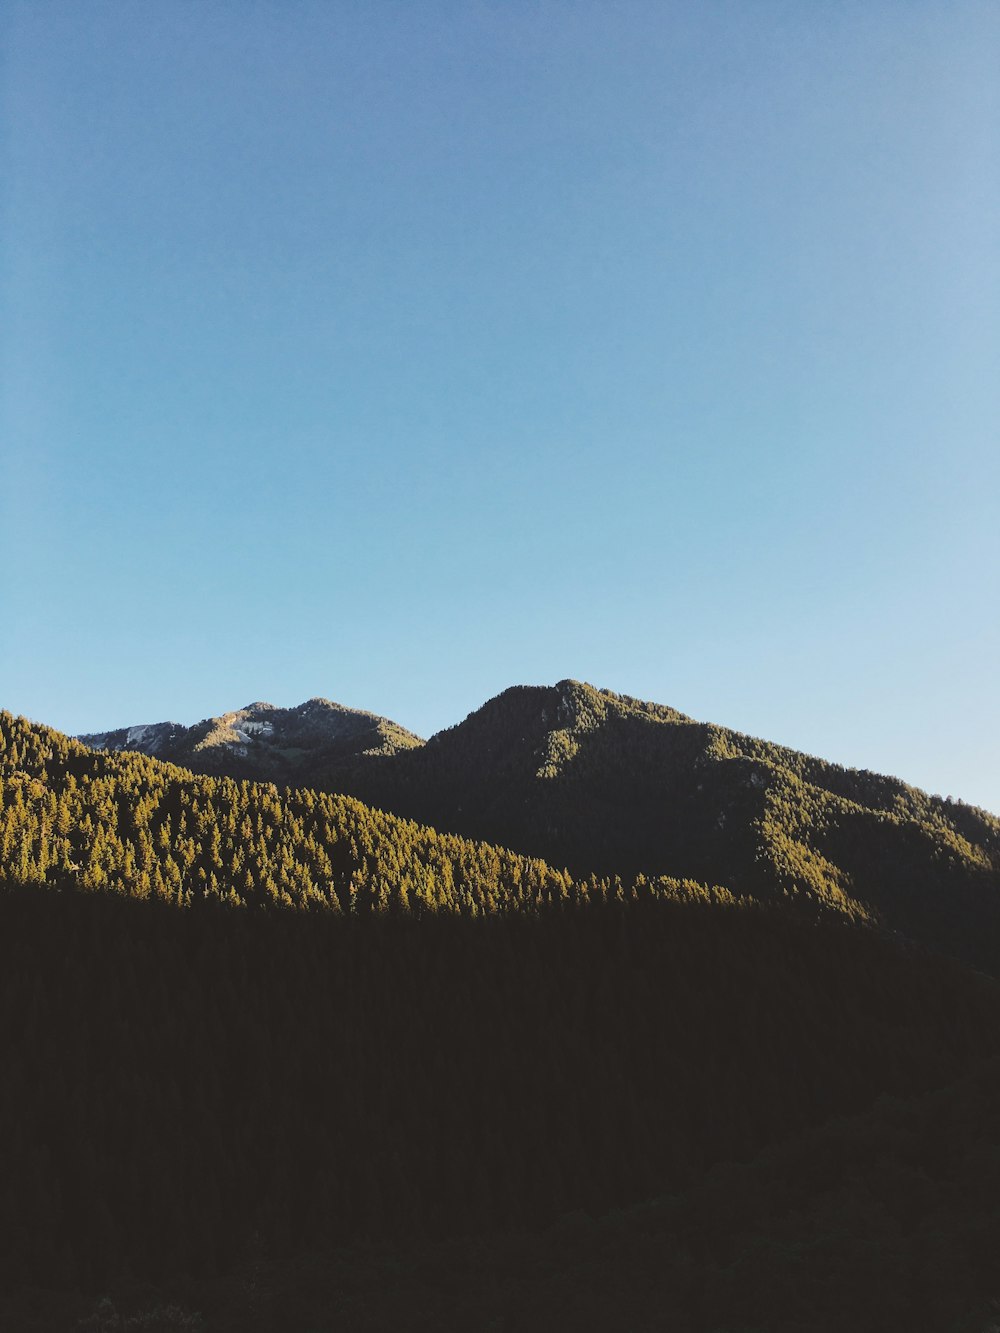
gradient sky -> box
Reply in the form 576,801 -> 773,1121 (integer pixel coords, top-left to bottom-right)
2,1 -> 998,812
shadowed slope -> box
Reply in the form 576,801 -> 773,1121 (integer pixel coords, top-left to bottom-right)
345,679 -> 1000,968
2,881 -> 999,1297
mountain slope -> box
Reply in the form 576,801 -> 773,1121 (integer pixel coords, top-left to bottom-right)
344,679 -> 1000,968
1,709 -> 601,916
80,696 -> 423,790
74,679 -> 1000,970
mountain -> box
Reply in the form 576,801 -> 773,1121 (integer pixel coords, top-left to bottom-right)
6,704 -> 1000,1324
3,709 -> 586,916
345,679 -> 1000,966
4,707 -> 1000,1309
77,679 -> 1000,970
79,696 -> 423,789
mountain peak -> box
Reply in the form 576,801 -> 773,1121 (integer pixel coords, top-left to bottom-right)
298,696 -> 362,716
77,695 -> 423,781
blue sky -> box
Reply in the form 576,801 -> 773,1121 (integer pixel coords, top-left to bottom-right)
3,1 -> 998,812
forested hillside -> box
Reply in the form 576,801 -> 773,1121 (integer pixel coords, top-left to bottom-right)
120,1051 -> 997,1333
345,680 -> 1000,970
4,706 -> 1000,1329
1,709 -> 721,918
79,680 -> 1000,971
3,882 -> 1000,1313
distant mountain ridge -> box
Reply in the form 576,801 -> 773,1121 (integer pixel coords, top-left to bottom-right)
80,696 -> 423,789
78,678 -> 1000,970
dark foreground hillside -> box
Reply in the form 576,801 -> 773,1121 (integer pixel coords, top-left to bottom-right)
2,885 -> 1000,1330
18,1055 -> 1000,1333
39,1054 -> 1000,1333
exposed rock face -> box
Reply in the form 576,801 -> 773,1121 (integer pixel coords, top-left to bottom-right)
80,721 -> 188,756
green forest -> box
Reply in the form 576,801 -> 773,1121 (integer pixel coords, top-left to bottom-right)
2,701 -> 1000,1331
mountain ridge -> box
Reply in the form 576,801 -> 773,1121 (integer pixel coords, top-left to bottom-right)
340,679 -> 1000,967
79,695 -> 423,790
72,678 -> 1000,969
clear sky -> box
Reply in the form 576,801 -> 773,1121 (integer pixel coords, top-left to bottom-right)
2,1 -> 998,812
